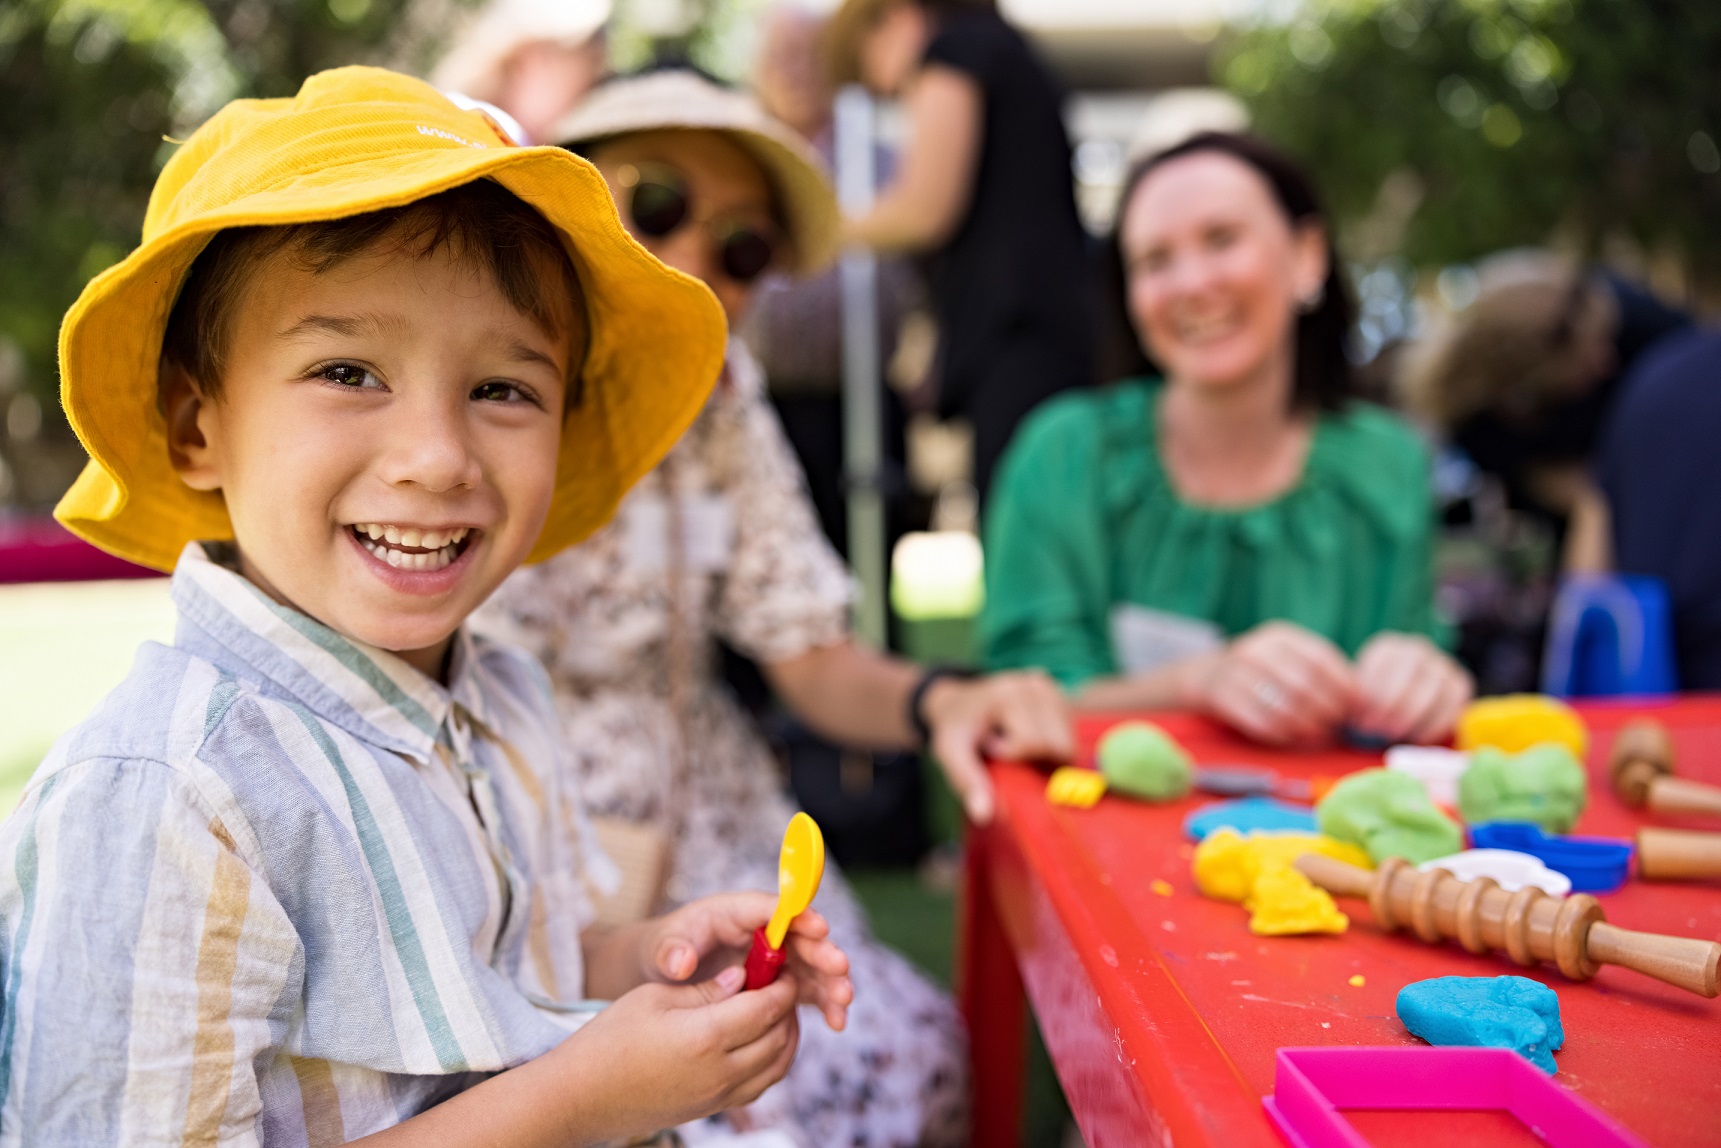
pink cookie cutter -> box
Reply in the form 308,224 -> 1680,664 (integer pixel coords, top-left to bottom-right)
1262,1046 -> 1647,1148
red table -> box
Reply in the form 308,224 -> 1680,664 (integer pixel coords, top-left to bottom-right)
959,701 -> 1721,1147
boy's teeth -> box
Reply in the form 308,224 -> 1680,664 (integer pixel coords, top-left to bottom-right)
354,524 -> 470,572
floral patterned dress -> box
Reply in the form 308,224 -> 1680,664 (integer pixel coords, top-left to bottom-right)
476,341 -> 967,1148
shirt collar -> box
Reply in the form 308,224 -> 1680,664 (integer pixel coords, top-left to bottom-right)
169,542 -> 488,762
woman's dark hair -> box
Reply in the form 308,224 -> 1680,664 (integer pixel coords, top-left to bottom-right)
1098,131 -> 1356,412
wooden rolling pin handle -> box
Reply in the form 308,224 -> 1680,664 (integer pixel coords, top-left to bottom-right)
1636,827 -> 1721,880
1586,921 -> 1721,998
1646,775 -> 1721,819
1295,852 -> 1375,899
1610,719 -> 1674,802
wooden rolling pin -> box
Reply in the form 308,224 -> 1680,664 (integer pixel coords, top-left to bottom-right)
1610,718 -> 1721,819
1637,826 -> 1721,881
1295,853 -> 1721,998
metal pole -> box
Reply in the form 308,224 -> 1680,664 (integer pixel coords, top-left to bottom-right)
834,85 -> 887,648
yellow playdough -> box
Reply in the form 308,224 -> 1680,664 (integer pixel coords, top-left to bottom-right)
1192,829 -> 1372,903
1245,865 -> 1349,936
1046,766 -> 1107,808
1456,694 -> 1588,758
1192,828 -> 1367,936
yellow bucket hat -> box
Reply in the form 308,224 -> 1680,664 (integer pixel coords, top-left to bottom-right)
54,65 -> 726,572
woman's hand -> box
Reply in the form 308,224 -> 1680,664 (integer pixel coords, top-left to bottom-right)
921,669 -> 1075,824
641,892 -> 852,1032
1180,621 -> 1357,746
1350,632 -> 1474,745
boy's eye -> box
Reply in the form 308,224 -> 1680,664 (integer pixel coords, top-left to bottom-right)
321,363 -> 382,389
472,380 -> 538,405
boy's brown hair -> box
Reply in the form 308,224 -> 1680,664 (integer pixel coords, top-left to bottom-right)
161,178 -> 588,402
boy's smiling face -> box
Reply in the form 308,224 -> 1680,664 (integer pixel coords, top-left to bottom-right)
166,239 -> 572,678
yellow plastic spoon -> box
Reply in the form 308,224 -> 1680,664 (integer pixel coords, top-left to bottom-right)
745,812 -> 826,989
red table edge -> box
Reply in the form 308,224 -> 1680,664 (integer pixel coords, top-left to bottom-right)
960,759 -> 1282,1148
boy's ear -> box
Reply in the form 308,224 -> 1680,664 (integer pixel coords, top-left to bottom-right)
159,358 -> 222,492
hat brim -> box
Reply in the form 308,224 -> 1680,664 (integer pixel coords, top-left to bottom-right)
546,74 -> 841,276
56,144 -> 725,572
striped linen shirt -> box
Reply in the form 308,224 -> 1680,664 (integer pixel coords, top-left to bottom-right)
0,544 -> 612,1145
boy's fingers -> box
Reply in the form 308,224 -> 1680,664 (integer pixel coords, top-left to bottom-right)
683,965 -> 746,1006
783,909 -> 831,941
705,971 -> 798,1051
723,1020 -> 800,1109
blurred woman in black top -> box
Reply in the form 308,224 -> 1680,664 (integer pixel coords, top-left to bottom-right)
829,0 -> 1095,500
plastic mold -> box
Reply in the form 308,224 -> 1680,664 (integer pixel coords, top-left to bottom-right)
1262,1046 -> 1648,1148
1468,821 -> 1633,893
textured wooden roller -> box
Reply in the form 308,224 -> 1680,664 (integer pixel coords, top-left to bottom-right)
1609,718 -> 1721,819
1295,852 -> 1721,998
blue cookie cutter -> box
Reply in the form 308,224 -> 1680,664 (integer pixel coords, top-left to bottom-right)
1183,796 -> 1318,842
1468,822 -> 1633,893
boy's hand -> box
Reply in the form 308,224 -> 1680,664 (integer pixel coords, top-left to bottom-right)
560,967 -> 801,1138
644,892 -> 852,1032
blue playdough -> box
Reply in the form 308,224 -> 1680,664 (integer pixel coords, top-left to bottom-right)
1183,796 -> 1318,842
1396,975 -> 1564,1073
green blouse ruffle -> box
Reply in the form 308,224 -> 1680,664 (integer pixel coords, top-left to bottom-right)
981,379 -> 1446,688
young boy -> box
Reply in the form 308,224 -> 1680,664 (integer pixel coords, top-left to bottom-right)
0,67 -> 850,1145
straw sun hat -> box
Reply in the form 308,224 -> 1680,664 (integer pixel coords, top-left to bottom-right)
54,66 -> 726,572
547,69 -> 841,275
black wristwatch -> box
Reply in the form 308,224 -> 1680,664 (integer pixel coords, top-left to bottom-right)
906,665 -> 979,751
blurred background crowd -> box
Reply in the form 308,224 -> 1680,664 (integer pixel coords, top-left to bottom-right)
2,0 -> 1719,1141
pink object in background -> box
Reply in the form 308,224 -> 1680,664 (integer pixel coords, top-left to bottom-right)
0,517 -> 158,584
1262,1046 -> 1648,1148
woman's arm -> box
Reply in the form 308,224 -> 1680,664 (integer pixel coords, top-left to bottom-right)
762,641 -> 1071,823
843,64 -> 983,253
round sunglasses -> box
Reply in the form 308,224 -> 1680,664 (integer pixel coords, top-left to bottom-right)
616,162 -> 779,284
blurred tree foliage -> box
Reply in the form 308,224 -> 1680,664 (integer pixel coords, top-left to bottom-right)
1222,0 -> 1721,294
0,0 -> 464,411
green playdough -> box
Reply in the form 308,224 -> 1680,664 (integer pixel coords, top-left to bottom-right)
1096,721 -> 1192,801
1316,768 -> 1464,864
1458,744 -> 1588,833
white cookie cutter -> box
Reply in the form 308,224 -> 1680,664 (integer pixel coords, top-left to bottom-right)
1418,848 -> 1573,897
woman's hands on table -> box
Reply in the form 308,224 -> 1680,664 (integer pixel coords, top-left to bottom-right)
1177,621 -> 1357,746
1350,631 -> 1474,744
1174,622 -> 1472,746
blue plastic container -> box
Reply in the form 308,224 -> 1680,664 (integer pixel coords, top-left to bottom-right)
1541,574 -> 1677,698
1468,821 -> 1633,893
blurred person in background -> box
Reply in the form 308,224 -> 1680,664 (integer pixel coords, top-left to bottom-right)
743,1 -> 920,554
431,0 -> 609,143
1580,326 -> 1721,688
1406,254 -> 1691,551
827,0 -> 1095,501
479,69 -> 1074,1148
982,133 -> 1472,747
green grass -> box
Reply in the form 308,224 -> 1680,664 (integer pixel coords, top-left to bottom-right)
846,864 -> 1077,1148
0,578 -> 176,815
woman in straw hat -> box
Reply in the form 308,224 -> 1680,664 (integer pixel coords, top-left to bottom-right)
479,68 -> 1074,1147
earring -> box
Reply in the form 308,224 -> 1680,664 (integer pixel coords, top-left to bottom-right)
1297,283 -> 1326,314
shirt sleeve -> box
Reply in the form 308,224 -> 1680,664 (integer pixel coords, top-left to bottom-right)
980,403 -> 1115,689
0,757 -> 300,1146
712,385 -> 855,665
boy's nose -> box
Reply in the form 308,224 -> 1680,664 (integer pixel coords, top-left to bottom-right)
376,393 -> 483,493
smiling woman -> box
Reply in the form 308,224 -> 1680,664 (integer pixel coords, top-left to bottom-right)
982,132 -> 1475,749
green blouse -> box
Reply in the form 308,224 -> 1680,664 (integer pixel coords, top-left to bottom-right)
981,380 -> 1446,688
